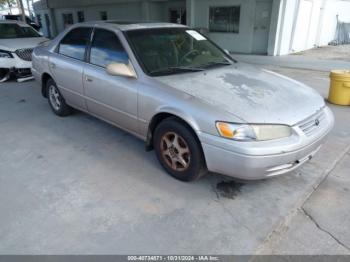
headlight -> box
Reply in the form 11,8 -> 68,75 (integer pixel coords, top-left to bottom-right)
216,122 -> 292,141
0,49 -> 13,58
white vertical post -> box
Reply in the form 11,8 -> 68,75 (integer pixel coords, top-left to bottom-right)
186,0 -> 195,27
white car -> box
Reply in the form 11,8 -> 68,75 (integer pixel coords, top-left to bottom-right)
0,20 -> 47,81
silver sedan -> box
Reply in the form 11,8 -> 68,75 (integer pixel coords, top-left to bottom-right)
32,21 -> 334,182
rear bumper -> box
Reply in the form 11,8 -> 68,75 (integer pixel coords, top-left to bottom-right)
199,107 -> 334,180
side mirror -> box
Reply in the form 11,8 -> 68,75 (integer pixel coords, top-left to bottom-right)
106,61 -> 137,79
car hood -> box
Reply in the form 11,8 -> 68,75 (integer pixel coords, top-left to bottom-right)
156,63 -> 325,126
0,37 -> 48,51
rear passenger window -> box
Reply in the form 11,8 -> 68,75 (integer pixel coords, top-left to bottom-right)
58,27 -> 92,61
89,29 -> 129,68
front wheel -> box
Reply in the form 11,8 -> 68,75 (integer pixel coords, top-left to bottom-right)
47,78 -> 72,117
154,118 -> 207,182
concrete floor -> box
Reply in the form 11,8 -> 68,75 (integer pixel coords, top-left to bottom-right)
255,66 -> 350,255
233,44 -> 350,72
0,64 -> 349,254
294,44 -> 350,62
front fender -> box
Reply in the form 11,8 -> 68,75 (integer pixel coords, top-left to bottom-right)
154,105 -> 201,132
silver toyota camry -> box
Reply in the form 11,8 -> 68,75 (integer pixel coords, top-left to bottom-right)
32,21 -> 334,182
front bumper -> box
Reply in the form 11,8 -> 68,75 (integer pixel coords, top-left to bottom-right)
0,56 -> 32,79
199,107 -> 334,180
0,56 -> 32,69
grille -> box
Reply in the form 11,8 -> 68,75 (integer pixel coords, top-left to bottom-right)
15,48 -> 33,61
298,108 -> 326,137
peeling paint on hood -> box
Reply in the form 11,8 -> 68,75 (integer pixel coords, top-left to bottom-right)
156,63 -> 325,126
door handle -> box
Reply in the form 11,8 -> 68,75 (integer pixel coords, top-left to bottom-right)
85,76 -> 93,82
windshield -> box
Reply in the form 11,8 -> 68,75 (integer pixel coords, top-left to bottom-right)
126,28 -> 234,76
0,23 -> 41,39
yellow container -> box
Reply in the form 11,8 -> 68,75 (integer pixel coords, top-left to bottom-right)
328,70 -> 350,106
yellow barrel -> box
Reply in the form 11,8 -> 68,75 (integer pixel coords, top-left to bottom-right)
328,70 -> 350,106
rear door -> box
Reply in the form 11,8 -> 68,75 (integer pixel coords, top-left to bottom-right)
49,27 -> 92,110
83,28 -> 139,133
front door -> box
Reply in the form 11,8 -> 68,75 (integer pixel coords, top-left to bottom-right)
83,28 -> 138,133
252,0 -> 272,54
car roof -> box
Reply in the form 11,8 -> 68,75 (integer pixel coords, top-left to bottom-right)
0,19 -> 27,26
75,20 -> 187,31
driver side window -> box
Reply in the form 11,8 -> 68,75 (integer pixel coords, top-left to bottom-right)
89,29 -> 129,68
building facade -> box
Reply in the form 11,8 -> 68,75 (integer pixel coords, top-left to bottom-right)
33,0 -> 350,55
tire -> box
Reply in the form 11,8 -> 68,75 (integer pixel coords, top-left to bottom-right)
0,68 -> 10,83
154,117 -> 207,182
46,78 -> 72,117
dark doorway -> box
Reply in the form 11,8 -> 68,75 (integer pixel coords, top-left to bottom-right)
62,13 -> 73,29
169,8 -> 186,25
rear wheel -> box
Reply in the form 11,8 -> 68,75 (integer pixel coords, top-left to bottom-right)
154,118 -> 207,182
46,78 -> 72,117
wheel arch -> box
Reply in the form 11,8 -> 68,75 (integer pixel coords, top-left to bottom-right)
145,110 -> 201,152
41,72 -> 53,98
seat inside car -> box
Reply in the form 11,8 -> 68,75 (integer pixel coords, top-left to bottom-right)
134,36 -> 178,72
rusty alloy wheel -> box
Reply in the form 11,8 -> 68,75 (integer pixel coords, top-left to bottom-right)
48,84 -> 62,111
160,131 -> 191,171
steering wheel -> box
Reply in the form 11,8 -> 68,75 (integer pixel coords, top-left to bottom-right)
180,49 -> 201,64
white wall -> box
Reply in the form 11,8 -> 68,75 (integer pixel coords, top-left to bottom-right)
318,0 -> 350,46
275,0 -> 299,55
276,0 -> 350,55
291,0 -> 322,52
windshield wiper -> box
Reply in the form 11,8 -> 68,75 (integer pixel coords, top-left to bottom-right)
199,61 -> 232,69
150,66 -> 204,76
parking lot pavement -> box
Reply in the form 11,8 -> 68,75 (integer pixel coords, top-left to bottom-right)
0,67 -> 349,254
255,66 -> 350,255
293,44 -> 350,62
257,151 -> 350,255
233,51 -> 350,72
